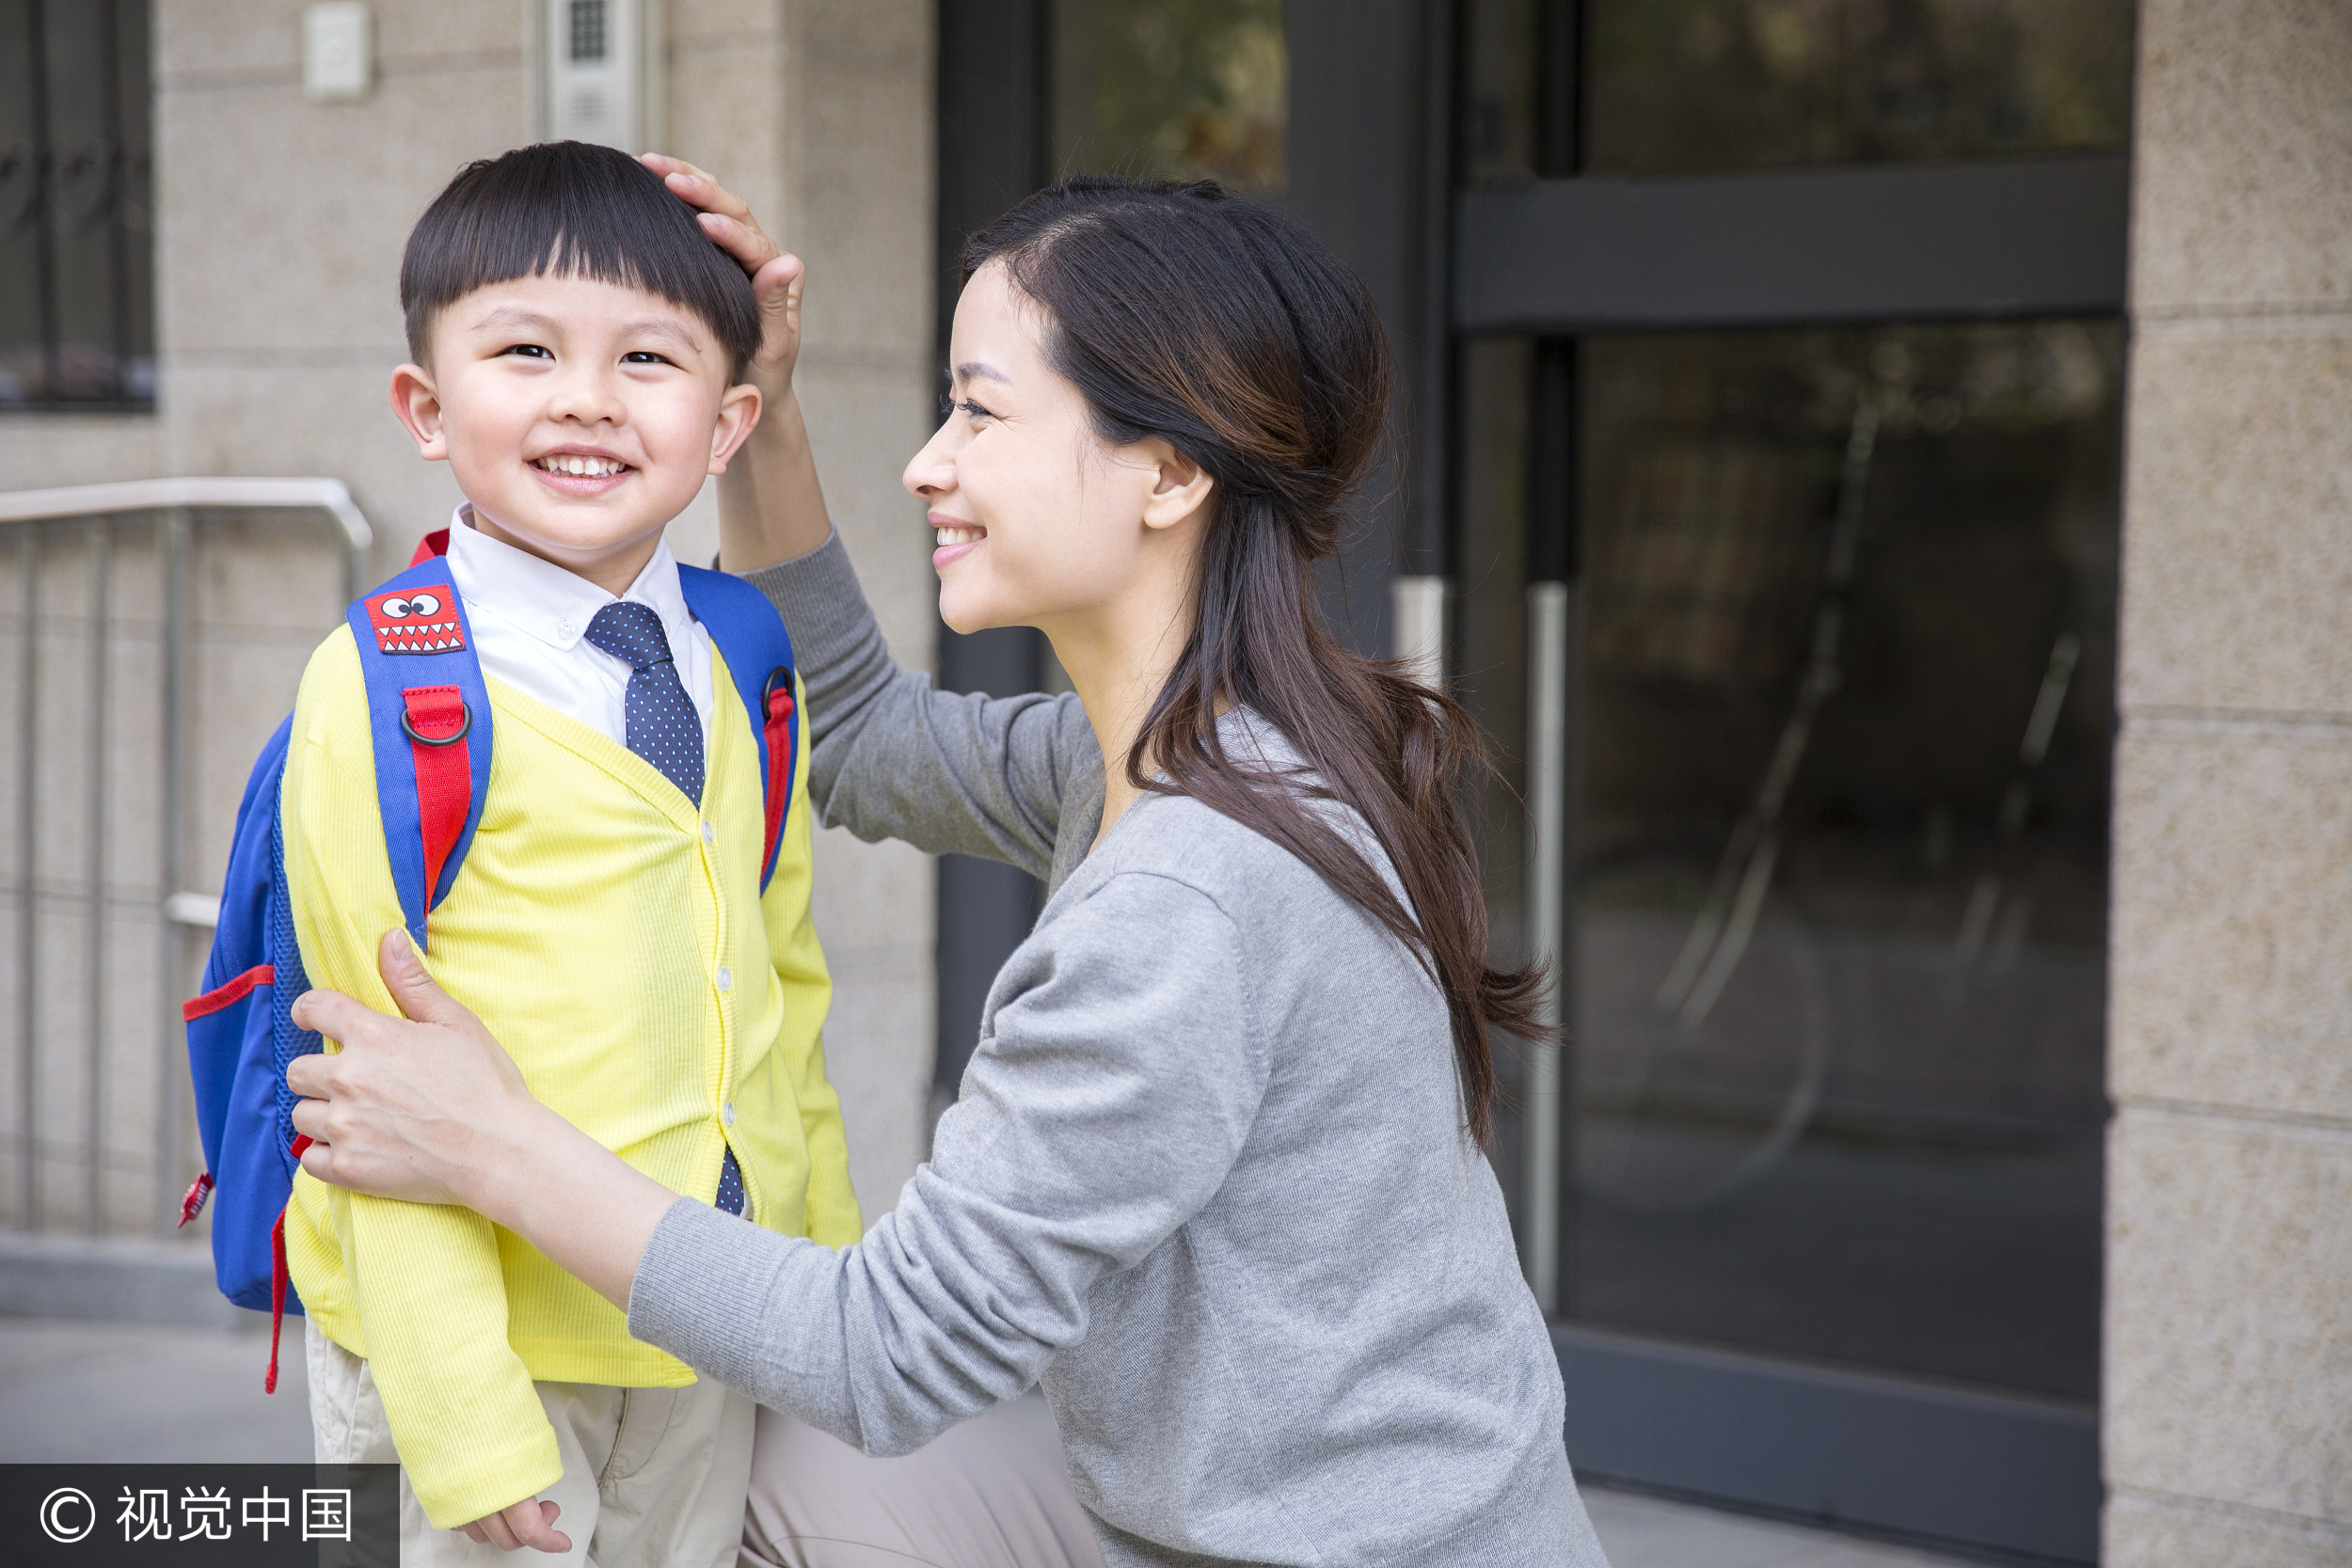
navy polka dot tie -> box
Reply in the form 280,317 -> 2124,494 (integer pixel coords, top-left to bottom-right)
584,601 -> 704,805
714,1153 -> 746,1217
584,601 -> 746,1216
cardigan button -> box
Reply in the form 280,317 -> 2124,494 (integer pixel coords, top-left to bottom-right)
723,1101 -> 736,1127
702,821 -> 715,844
715,966 -> 733,992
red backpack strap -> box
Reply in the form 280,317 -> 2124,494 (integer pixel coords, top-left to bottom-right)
760,669 -> 797,880
399,686 -> 474,911
266,1133 -> 314,1394
348,559 -> 493,951
673,566 -> 799,891
409,528 -> 452,566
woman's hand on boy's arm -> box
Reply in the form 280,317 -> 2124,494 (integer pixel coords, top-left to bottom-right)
457,1496 -> 569,1554
642,152 -> 834,573
289,929 -> 682,1312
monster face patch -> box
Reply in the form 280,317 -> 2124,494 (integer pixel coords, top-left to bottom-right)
366,588 -> 467,654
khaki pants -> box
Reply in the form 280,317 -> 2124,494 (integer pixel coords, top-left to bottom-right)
306,1318 -> 755,1568
741,1395 -> 1105,1568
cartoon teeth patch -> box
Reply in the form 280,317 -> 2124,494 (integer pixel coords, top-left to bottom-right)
366,588 -> 468,654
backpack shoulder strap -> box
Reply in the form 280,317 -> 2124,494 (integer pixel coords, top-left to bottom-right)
676,565 -> 799,892
346,548 -> 494,950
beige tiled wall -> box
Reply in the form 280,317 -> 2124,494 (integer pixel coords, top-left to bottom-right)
0,0 -> 938,1232
666,0 -> 940,1221
2108,3 -> 2352,1562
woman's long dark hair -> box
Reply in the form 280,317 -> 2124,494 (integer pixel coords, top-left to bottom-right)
964,175 -> 1544,1146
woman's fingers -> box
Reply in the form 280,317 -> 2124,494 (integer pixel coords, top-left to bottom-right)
278,930 -> 540,1207
295,1136 -> 335,1183
373,927 -> 470,1030
642,151 -> 805,388
289,1092 -> 331,1143
639,153 -> 751,219
284,1041 -> 340,1100
693,209 -> 787,284
751,249 -> 804,307
287,985 -> 387,1047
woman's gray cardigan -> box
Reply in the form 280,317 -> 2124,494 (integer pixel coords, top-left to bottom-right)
627,534 -> 1610,1568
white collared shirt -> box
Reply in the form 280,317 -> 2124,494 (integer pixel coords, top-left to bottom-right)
440,505 -> 713,749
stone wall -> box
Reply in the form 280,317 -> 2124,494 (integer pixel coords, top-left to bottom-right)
2106,3 -> 2352,1561
667,0 -> 939,1221
0,0 -> 937,1232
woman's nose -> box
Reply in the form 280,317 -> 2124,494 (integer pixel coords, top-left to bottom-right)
902,418 -> 959,498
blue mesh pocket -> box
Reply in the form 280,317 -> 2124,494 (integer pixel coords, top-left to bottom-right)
267,809 -> 323,1165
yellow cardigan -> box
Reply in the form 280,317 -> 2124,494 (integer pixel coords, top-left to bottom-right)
280,625 -> 861,1528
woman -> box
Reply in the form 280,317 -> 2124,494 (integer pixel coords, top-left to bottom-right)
289,166 -> 1613,1568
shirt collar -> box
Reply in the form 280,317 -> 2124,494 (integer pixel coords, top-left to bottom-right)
442,503 -> 693,652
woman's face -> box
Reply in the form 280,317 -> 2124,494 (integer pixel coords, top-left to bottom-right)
904,261 -> 1189,639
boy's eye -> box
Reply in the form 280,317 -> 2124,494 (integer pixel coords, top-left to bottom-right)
501,343 -> 552,360
622,351 -> 674,366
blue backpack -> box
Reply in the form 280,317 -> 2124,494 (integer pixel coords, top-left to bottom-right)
180,531 -> 802,1389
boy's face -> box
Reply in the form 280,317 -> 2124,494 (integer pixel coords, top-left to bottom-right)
391,273 -> 759,591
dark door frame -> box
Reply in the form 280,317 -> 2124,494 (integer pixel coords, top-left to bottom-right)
932,0 -> 1055,1101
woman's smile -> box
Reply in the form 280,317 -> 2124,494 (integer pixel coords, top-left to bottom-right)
931,514 -> 985,569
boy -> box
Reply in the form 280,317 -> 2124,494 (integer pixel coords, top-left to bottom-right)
281,141 -> 860,1564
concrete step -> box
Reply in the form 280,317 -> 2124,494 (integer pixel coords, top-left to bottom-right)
0,1230 -> 259,1331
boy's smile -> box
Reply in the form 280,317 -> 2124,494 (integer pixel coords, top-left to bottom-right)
391,272 -> 761,594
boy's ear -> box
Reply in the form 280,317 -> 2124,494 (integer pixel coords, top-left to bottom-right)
706,382 -> 764,477
390,363 -> 449,461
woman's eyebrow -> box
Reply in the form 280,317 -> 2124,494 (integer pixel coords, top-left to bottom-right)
954,360 -> 1012,387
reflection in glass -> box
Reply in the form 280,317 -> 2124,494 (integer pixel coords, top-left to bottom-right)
1052,0 -> 1286,195
1583,0 -> 2133,175
1461,0 -> 1542,184
1565,322 -> 2120,1400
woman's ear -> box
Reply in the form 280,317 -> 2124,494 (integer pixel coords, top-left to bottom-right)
1139,442 -> 1215,532
389,364 -> 449,461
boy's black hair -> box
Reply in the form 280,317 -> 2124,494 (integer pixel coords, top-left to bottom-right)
401,140 -> 762,380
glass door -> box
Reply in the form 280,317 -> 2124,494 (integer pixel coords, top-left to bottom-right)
1567,320 -> 2118,1401
1453,2 -> 2134,1559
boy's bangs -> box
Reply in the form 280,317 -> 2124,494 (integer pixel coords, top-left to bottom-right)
402,141 -> 761,376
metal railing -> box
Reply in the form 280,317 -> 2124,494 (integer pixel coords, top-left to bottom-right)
1,478 -> 371,1235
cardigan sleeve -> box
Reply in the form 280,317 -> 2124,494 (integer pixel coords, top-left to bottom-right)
281,631 -> 564,1528
626,867 -> 1269,1453
742,535 -> 1101,881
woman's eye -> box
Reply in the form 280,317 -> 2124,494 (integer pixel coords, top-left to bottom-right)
958,398 -> 995,423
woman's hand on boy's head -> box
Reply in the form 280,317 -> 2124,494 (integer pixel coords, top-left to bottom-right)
640,153 -> 804,399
